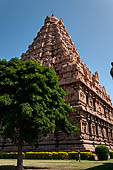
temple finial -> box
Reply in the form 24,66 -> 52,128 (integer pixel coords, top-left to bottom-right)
51,11 -> 54,16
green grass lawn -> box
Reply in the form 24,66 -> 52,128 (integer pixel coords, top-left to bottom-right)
0,159 -> 113,170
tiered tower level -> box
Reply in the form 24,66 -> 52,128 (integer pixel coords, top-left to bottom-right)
1,15 -> 113,152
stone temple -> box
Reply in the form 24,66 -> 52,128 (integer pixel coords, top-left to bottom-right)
1,15 -> 113,152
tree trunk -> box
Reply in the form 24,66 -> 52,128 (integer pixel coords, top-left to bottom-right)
17,144 -> 24,170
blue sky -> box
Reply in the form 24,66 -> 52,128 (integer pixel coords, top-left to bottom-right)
0,0 -> 113,102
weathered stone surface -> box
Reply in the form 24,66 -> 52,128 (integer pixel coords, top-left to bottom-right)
0,15 -> 113,152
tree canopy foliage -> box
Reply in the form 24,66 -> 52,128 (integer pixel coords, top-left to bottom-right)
0,58 -> 77,170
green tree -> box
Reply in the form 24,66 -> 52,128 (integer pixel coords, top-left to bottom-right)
0,58 -> 77,170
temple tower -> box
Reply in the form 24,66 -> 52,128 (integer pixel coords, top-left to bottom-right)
21,15 -> 113,151
1,15 -> 113,152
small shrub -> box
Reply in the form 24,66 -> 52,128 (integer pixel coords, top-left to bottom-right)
80,152 -> 94,160
68,152 -> 94,160
68,152 -> 78,160
25,152 -> 52,159
0,153 -> 9,159
0,152 -> 25,159
109,151 -> 113,159
95,145 -> 109,160
52,152 -> 68,160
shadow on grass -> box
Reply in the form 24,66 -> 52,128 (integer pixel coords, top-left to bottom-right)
0,166 -> 16,170
86,163 -> 113,170
0,166 -> 49,170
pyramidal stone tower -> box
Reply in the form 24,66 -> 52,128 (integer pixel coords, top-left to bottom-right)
19,15 -> 113,151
